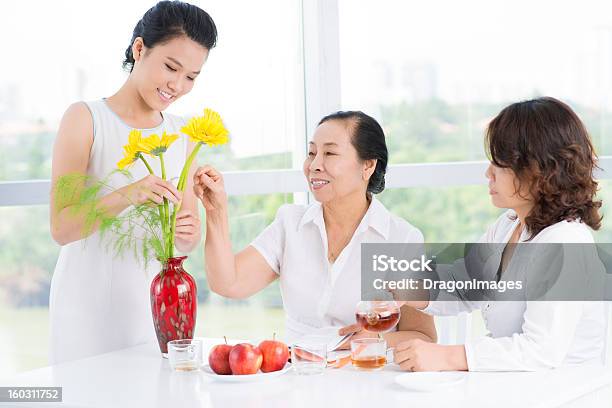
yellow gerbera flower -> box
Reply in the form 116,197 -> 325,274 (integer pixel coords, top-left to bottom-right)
181,108 -> 229,146
117,130 -> 148,169
141,131 -> 179,156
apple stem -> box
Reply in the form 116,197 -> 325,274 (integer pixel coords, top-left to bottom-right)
273,333 -> 276,341
224,336 -> 227,345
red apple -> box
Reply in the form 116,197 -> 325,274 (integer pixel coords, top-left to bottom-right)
208,341 -> 233,375
258,335 -> 289,373
229,343 -> 263,375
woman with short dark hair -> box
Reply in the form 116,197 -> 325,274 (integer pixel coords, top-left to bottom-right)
194,111 -> 437,346
395,97 -> 606,371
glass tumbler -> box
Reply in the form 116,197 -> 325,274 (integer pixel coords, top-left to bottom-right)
168,339 -> 203,372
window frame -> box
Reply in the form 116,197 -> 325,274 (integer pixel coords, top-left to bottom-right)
1,0 -> 611,206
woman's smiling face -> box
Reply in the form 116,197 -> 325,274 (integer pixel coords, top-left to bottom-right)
303,120 -> 373,203
130,35 -> 209,111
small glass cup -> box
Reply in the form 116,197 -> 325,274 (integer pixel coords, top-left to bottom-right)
351,338 -> 387,371
291,341 -> 327,375
167,339 -> 203,372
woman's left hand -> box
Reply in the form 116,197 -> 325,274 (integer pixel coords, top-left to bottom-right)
394,339 -> 467,371
336,323 -> 379,350
174,209 -> 201,252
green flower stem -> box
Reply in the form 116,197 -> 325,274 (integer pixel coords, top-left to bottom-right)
178,142 -> 203,190
138,154 -> 154,175
140,154 -> 168,261
159,153 -> 171,260
169,141 -> 203,256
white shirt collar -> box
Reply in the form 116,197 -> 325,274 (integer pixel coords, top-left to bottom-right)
297,196 -> 391,240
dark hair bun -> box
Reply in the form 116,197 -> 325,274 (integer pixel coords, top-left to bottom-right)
123,1 -> 217,72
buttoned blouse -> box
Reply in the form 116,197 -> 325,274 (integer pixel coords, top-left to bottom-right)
424,210 -> 607,371
250,197 -> 424,343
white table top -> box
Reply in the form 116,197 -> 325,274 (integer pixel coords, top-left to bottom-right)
2,338 -> 612,408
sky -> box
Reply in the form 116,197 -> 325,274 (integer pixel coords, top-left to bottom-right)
3,0 -> 612,157
339,0 -> 612,110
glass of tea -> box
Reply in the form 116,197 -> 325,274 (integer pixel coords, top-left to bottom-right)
167,339 -> 203,372
350,338 -> 388,370
355,300 -> 401,333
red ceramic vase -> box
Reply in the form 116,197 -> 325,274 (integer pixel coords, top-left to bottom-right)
150,256 -> 197,356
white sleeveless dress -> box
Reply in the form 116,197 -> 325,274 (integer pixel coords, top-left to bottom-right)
49,99 -> 188,364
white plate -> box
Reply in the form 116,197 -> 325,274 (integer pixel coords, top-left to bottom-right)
394,371 -> 466,392
202,363 -> 292,382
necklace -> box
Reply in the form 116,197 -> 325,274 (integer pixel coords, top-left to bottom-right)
325,197 -> 371,263
327,219 -> 364,263
328,231 -> 355,263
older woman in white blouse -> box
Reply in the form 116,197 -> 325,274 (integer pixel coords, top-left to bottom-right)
193,111 -> 436,346
395,97 -> 607,372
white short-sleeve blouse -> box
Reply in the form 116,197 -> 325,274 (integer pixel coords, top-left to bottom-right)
250,197 -> 424,343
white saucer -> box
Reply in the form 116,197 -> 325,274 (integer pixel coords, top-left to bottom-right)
202,363 -> 292,382
394,371 -> 466,392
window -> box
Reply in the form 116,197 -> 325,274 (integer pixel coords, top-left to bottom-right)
338,0 -> 612,164
338,0 -> 612,240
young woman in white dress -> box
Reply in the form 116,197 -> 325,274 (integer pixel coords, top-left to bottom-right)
193,111 -> 436,346
49,1 -> 216,364
394,97 -> 606,371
